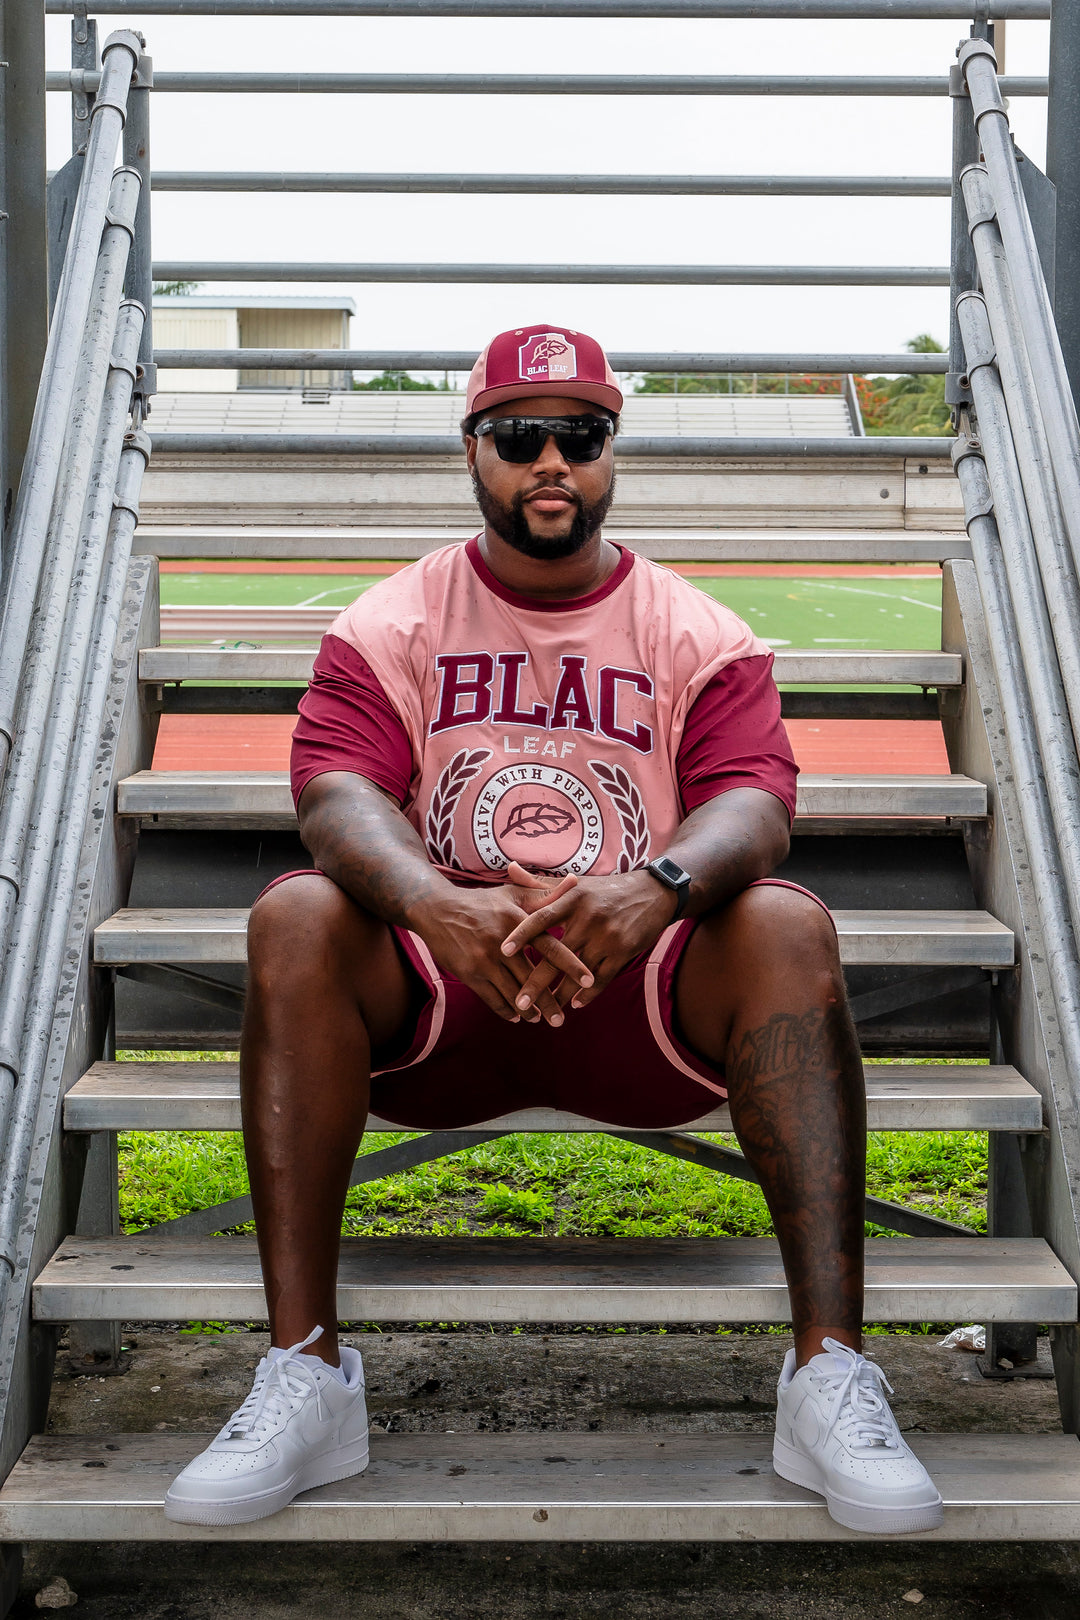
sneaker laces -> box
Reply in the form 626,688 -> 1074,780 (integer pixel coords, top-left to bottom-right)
221,1325 -> 328,1444
813,1337 -> 898,1451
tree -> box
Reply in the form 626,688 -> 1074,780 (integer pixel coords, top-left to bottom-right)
859,335 -> 952,437
152,279 -> 202,296
352,369 -> 452,391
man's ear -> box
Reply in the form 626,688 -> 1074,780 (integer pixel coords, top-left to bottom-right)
465,434 -> 478,474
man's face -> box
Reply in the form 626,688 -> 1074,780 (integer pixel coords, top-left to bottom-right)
465,395 -> 616,560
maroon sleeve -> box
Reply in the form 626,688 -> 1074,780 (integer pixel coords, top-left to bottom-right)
676,652 -> 798,823
290,633 -> 414,809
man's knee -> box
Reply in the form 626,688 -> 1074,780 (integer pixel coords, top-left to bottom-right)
247,873 -> 371,986
715,883 -> 843,988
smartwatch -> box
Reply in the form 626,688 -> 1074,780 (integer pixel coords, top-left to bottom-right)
645,856 -> 693,920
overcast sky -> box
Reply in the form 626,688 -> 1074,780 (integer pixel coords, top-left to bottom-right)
44,12 -> 1052,366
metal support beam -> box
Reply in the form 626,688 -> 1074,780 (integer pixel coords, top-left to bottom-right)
46,69 -> 1048,97
67,1129 -> 126,1373
846,965 -> 989,1024
69,6 -> 98,155
947,21 -> 983,413
41,5 -> 1055,24
609,1131 -> 978,1238
145,171 -> 953,198
0,0 -> 48,564
1047,0 -> 1080,404
150,259 -> 950,286
152,348 -> 949,374
148,433 -> 954,456
116,962 -> 245,1014
143,1132 -> 510,1240
122,44 -> 155,407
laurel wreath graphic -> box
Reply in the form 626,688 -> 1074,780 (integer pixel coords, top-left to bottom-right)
588,759 -> 651,873
425,748 -> 492,868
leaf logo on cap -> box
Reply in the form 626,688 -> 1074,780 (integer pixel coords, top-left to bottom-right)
518,332 -> 578,385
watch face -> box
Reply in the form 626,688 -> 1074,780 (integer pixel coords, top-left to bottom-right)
650,858 -> 688,888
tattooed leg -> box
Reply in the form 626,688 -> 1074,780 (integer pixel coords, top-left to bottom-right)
242,873 -> 416,1363
675,885 -> 866,1367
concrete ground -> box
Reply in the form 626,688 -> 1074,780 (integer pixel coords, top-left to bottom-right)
13,1327 -> 1080,1619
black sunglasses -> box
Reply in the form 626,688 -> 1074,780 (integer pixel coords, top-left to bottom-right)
475,414 -> 614,464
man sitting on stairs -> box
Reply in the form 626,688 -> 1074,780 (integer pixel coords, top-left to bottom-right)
165,322 -> 943,1534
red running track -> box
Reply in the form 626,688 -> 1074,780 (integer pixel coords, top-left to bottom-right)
152,715 -> 951,776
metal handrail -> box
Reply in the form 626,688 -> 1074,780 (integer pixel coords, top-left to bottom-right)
960,38 -> 1080,593
0,170 -> 141,999
149,432 -> 952,455
947,38 -> 1080,1294
149,260 -> 950,284
153,348 -> 949,373
0,28 -> 154,1323
46,69 -> 1048,95
41,1 -> 1054,18
143,171 -> 953,196
0,30 -> 142,784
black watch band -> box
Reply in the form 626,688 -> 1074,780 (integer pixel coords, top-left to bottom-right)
645,856 -> 693,920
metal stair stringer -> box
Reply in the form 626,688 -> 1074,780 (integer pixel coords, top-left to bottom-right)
942,557 -> 1080,1429
0,556 -> 158,1484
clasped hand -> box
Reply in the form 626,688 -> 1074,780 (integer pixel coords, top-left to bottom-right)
411,860 -> 676,1028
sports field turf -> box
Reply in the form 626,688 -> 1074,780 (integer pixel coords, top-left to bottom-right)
159,568 -> 944,655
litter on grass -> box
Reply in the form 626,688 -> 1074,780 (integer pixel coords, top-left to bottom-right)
940,1324 -> 985,1352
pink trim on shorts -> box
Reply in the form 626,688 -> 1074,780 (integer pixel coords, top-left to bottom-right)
642,877 -> 836,1099
377,930 -> 445,1074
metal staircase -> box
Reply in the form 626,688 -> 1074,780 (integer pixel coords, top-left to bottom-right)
0,0 -> 1080,1584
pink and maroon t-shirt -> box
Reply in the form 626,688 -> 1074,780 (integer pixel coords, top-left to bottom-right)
292,538 -> 797,883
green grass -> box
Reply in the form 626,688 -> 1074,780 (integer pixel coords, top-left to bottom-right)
116,1053 -> 987,1242
159,569 -> 944,657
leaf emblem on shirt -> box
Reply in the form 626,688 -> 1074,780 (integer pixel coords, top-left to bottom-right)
425,748 -> 492,869
499,801 -> 577,840
589,760 -> 651,873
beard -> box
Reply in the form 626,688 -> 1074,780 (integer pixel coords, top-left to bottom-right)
471,467 -> 615,560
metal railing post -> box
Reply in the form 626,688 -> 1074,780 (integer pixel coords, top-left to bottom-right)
957,292 -> 1080,946
0,0 -> 48,556
0,170 -> 140,1005
0,303 -> 145,1212
121,41 -> 155,410
0,29 -> 140,789
947,21 -> 985,420
1047,0 -> 1080,404
961,164 -> 1080,750
70,2 -> 99,155
960,38 -> 1080,584
0,425 -> 151,1321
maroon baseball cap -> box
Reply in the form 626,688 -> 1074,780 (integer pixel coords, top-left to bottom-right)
466,323 -> 623,418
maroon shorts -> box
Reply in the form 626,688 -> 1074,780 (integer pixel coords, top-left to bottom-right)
258,872 -> 832,1131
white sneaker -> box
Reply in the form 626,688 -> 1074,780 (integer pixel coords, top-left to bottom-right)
164,1326 -> 369,1526
772,1337 -> 944,1534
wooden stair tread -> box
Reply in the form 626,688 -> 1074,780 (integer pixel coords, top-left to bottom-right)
65,1060 -> 1042,1134
139,647 -> 964,687
3,1431 -> 1078,1542
93,907 -> 1017,969
116,770 -> 989,825
33,1235 -> 1075,1325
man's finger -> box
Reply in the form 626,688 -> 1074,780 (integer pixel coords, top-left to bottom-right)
542,950 -> 619,1011
500,949 -> 554,1024
513,955 -> 562,1015
523,929 -> 594,988
505,859 -> 575,895
500,891 -> 577,954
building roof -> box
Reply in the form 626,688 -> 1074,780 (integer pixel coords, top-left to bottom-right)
152,295 -> 356,312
